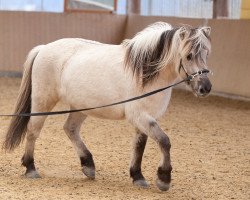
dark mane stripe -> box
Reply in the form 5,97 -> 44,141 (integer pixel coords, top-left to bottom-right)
125,28 -> 178,87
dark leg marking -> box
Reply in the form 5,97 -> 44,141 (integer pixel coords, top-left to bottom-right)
22,155 -> 36,173
149,121 -> 157,128
21,155 -> 41,178
156,134 -> 172,191
80,150 -> 95,179
159,135 -> 171,152
80,151 -> 95,169
157,166 -> 172,184
130,130 -> 148,186
130,168 -> 145,182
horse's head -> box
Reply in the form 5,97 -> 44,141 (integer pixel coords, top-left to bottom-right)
123,22 -> 212,94
177,26 -> 212,97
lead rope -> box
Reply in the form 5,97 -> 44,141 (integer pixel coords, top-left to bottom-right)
0,69 -> 211,117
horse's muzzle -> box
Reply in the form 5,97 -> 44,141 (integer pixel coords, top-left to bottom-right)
197,78 -> 212,97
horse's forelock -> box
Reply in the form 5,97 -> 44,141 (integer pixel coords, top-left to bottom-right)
181,27 -> 211,58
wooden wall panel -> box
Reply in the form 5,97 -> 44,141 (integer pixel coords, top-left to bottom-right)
0,12 -> 249,98
0,11 -> 127,72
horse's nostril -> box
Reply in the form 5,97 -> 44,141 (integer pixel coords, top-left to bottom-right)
205,84 -> 211,93
199,88 -> 205,94
199,86 -> 211,94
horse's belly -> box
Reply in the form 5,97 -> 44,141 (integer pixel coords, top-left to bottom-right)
84,107 -> 125,120
60,86 -> 126,120
60,79 -> 127,120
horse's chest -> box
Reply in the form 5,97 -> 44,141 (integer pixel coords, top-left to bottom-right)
142,89 -> 172,119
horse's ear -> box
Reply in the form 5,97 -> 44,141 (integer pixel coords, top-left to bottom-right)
179,27 -> 188,40
201,27 -> 211,37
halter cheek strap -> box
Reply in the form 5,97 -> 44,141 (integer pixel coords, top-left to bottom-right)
178,59 -> 189,77
178,59 -> 211,82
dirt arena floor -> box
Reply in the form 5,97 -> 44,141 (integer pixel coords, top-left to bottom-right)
0,77 -> 249,200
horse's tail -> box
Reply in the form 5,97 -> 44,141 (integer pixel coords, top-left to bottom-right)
3,45 -> 43,151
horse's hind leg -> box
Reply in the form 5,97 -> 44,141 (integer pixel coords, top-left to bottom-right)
63,111 -> 95,179
22,100 -> 56,178
130,129 -> 148,188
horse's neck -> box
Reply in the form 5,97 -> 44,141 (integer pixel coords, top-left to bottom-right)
140,65 -> 178,95
158,63 -> 179,86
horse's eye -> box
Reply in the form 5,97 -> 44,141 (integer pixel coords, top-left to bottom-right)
187,53 -> 192,61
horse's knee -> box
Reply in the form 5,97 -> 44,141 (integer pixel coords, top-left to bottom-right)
63,122 -> 74,134
159,134 -> 171,151
64,121 -> 80,140
63,113 -> 85,138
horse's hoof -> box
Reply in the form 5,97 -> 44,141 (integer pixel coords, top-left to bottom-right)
133,179 -> 149,188
24,170 -> 41,179
156,178 -> 170,191
82,166 -> 95,180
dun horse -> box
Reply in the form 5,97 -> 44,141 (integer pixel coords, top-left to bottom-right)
4,22 -> 212,191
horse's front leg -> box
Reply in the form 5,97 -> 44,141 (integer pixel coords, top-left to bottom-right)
133,115 -> 172,191
130,129 -> 148,188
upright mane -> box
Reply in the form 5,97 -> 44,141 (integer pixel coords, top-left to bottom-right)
123,22 -> 211,87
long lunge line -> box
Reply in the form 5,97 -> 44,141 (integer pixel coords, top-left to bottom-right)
0,69 -> 210,117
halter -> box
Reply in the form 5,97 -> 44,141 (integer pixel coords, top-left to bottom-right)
179,59 -> 211,82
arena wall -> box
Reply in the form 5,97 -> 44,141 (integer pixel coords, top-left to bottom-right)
0,11 -> 249,98
0,11 -> 127,72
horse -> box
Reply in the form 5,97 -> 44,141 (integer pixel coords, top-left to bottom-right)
3,22 -> 212,191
